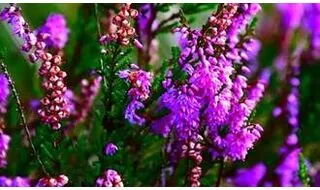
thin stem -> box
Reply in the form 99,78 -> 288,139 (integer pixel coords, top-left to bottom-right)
215,159 -> 224,187
94,3 -> 102,38
0,61 -> 49,176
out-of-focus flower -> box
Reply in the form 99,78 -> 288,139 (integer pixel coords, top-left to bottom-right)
230,163 -> 267,187
0,176 -> 30,187
68,76 -> 102,127
37,14 -> 69,49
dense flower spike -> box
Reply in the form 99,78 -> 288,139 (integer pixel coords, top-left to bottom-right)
38,54 -> 69,130
0,75 -> 10,114
119,64 -> 152,125
100,3 -> 142,47
0,176 -> 30,187
96,169 -> 123,187
36,174 -> 69,187
152,3 -> 265,162
104,142 -> 118,156
68,76 -> 102,126
37,14 -> 69,49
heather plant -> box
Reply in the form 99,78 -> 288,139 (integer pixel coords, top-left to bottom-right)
0,3 -> 319,187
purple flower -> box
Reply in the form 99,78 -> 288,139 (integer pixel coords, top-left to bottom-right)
153,4 -> 264,162
0,74 -> 10,114
104,143 -> 118,156
0,176 -> 30,187
152,85 -> 201,140
124,100 -> 145,126
119,64 -> 152,126
0,5 -> 27,37
230,163 -> 267,187
96,169 -> 123,187
37,14 -> 69,49
303,4 -> 320,58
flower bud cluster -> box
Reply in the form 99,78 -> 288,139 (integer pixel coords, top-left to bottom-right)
38,54 -> 69,130
96,169 -> 123,187
100,3 -> 142,47
36,174 -> 69,187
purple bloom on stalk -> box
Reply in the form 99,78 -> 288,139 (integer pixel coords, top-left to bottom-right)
104,143 -> 118,156
275,134 -> 302,187
153,4 -> 264,162
152,85 -> 201,140
37,14 -> 69,49
0,74 -> 10,114
230,163 -> 267,187
0,5 -> 27,37
0,176 -> 30,187
96,169 -> 123,187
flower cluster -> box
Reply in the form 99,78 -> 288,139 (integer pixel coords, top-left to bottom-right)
1,4 -> 70,130
36,174 -> 69,187
100,3 -> 142,47
38,54 -> 69,130
119,64 -> 153,126
96,169 -> 123,187
152,3 -> 265,162
0,176 -> 30,187
37,13 -> 69,49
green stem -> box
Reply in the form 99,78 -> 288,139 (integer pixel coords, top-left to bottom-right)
0,61 -> 49,176
215,159 -> 224,187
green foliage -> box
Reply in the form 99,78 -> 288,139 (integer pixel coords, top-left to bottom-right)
299,153 -> 311,187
